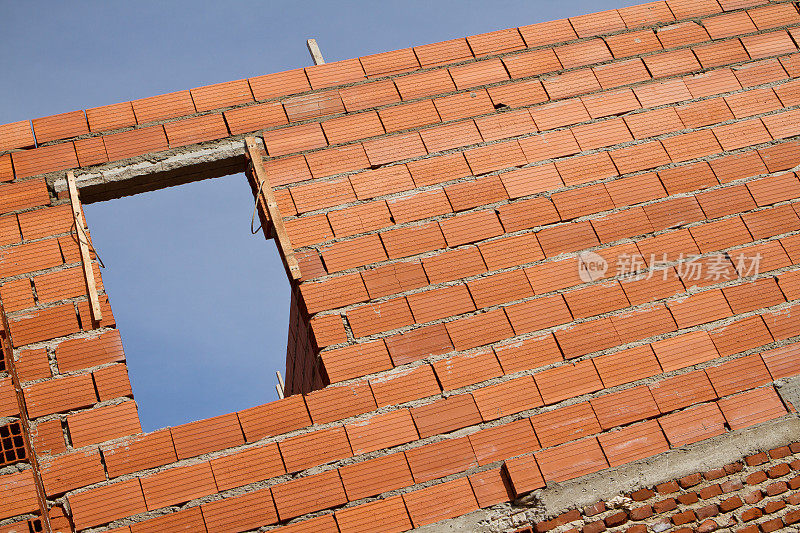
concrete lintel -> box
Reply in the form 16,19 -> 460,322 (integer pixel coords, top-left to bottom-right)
51,137 -> 252,204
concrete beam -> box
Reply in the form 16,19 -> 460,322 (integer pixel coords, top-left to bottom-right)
51,137 -> 251,204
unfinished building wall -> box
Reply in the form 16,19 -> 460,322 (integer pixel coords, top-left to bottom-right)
1,0 -> 800,531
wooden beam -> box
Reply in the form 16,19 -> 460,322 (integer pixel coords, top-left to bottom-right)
306,38 -> 325,65
67,171 -> 103,325
244,138 -> 302,280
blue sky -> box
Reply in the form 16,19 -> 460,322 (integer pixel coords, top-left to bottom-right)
1,0 -> 640,431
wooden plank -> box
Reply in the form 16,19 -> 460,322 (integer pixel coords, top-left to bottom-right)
307,38 -> 325,65
244,137 -> 302,280
67,171 -> 103,324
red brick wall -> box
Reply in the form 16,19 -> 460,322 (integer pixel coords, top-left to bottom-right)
1,0 -> 800,531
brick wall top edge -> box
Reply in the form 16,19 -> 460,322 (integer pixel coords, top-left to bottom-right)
1,0 -> 786,158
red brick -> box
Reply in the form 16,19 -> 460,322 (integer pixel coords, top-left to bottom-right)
345,408 -> 418,455
593,58 -> 651,90
518,130 -> 580,164
659,402 -> 727,446
534,359 -> 603,405
564,281 -> 629,320
360,260 -> 427,299
736,58 -> 787,88
271,469 -> 347,521
446,308 -> 514,351
468,418 -> 539,466
762,343 -> 800,379
519,18 -> 577,48
650,368 -> 716,412
339,452 -> 414,501
247,68 -> 310,100
493,333 -> 563,374
403,477 -> 479,528
619,1 -> 675,27
74,136 -> 108,167
433,89 -> 495,122
554,317 -> 622,360
606,29 -> 662,58
335,495 -> 412,533
130,90 -> 195,123
283,90 -> 344,121
468,269 -> 533,309
394,69 -> 456,101
473,376 -> 543,422
305,58 -> 366,89
360,47 -> 419,77
321,233 -> 386,272
103,125 -> 168,161
0,120 -> 35,151
68,478 -> 146,530
169,412 -> 243,460
542,94 -> 599,130
503,48 -> 562,79
92,364 -> 132,401
411,394 -> 482,438
163,113 -> 228,147
582,88 -> 641,119
470,468 -> 513,508
599,420 -> 670,467
610,141 -> 671,176
23,373 -> 96,418
347,297 -> 414,337
449,59 -> 509,90
32,109 -> 89,143
54,330 -> 124,374
504,454 -> 546,497
467,27 -> 525,56
406,436 -> 477,483
692,38 -> 750,70
320,339 -> 392,383
86,102 -> 136,132
11,142 -> 79,178
370,364 -> 441,406
570,9 -> 626,37
102,429 -> 177,478
531,401 -> 601,448
223,101 -> 288,135
505,293 -> 573,336
433,349 -> 504,391
418,120 -> 482,154
748,2 -> 800,28
376,100 -> 437,134
718,386 -> 786,430
339,79 -> 400,113
478,233 -> 544,271
742,30 -> 797,60
40,447 -> 106,496
591,386 -> 660,430
200,489 -> 279,533
0,377 -> 18,418
535,437 -> 609,483
645,48 -> 702,78
593,344 -> 661,388
191,78 -> 252,112
67,401 -> 141,447
743,204 -> 800,240
383,323 -> 453,366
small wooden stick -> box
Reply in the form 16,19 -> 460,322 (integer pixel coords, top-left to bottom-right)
67,171 -> 103,325
306,39 -> 325,65
244,138 -> 302,280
